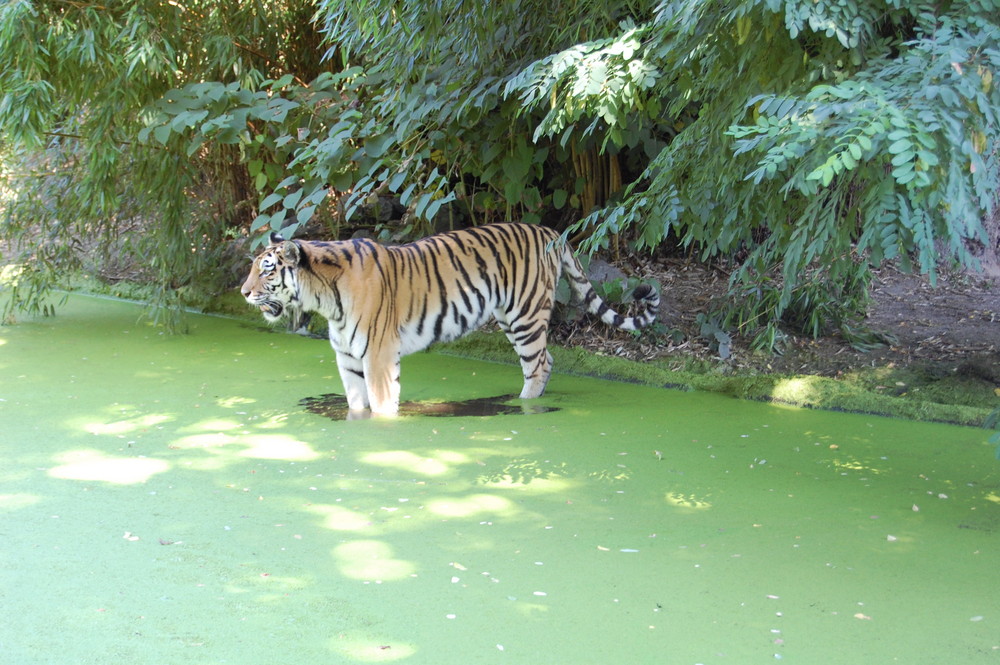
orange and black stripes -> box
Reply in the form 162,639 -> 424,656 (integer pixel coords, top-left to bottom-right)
241,222 -> 659,417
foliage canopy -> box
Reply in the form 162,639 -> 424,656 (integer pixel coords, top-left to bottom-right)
1,0 -> 998,349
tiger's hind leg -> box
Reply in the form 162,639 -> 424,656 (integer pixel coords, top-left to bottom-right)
497,312 -> 554,399
518,347 -> 553,399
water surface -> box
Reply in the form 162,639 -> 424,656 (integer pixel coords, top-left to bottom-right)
1,295 -> 997,664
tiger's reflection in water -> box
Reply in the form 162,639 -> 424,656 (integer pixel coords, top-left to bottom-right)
299,393 -> 559,420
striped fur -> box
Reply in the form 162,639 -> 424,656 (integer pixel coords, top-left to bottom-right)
241,222 -> 658,417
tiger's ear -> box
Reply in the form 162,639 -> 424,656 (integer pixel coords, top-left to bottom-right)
279,240 -> 300,264
269,232 -> 285,245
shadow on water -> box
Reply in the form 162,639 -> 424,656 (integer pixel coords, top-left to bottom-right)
299,393 -> 559,420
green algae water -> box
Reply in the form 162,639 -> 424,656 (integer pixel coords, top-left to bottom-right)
1,294 -> 998,664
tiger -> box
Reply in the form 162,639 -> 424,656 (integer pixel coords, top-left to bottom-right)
241,222 -> 659,417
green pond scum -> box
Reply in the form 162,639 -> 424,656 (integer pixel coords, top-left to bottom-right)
1,294 -> 998,664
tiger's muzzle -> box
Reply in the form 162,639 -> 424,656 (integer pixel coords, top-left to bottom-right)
258,301 -> 284,319
242,289 -> 284,320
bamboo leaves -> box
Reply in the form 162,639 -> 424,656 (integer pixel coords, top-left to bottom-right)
506,24 -> 659,145
2,0 -> 998,345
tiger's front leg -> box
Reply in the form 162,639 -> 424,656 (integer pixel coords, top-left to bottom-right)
334,350 -> 370,413
363,351 -> 402,418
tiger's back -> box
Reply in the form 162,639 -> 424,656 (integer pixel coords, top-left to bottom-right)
242,222 -> 658,417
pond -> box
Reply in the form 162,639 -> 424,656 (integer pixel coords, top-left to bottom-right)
1,294 -> 997,664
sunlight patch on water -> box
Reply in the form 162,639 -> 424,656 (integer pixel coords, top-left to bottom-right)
307,503 -> 373,532
238,434 -> 320,461
172,432 -> 235,449
170,432 -> 319,461
81,413 -> 172,435
49,449 -> 169,484
664,491 -> 713,511
333,540 -> 416,582
0,493 -> 41,512
426,493 -> 515,518
361,450 -> 464,476
329,631 -> 416,662
181,418 -> 242,432
216,396 -> 256,408
480,475 -> 574,492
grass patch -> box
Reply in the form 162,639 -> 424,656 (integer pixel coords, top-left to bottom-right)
441,332 -> 997,428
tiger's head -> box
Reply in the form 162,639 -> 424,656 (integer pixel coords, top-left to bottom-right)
241,233 -> 302,322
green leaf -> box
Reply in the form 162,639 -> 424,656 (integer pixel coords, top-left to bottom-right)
821,166 -> 835,187
917,150 -> 939,167
296,205 -> 316,224
275,175 -> 299,191
283,189 -> 303,209
333,171 -> 354,191
891,151 -> 914,167
552,188 -> 568,209
503,178 -> 524,204
388,170 -> 407,192
888,139 -> 912,155
304,186 -> 329,206
585,61 -> 606,95
250,213 -> 272,232
399,183 -> 417,205
893,167 -> 916,185
365,134 -> 394,158
153,125 -> 172,145
413,193 -> 433,219
260,193 -> 283,209
185,135 -> 206,157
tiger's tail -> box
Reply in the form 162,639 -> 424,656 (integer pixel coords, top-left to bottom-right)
560,247 -> 659,331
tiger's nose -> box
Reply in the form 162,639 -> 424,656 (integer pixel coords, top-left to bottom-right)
240,285 -> 251,299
